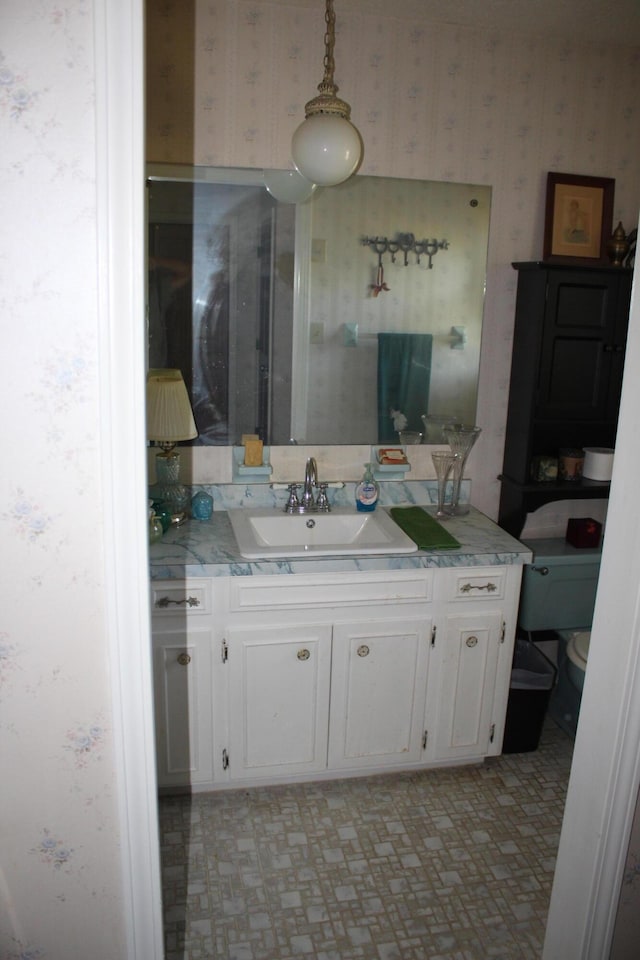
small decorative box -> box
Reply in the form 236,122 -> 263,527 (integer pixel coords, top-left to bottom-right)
566,517 -> 602,549
530,455 -> 558,482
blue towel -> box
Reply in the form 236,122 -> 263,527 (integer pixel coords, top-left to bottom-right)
377,332 -> 433,442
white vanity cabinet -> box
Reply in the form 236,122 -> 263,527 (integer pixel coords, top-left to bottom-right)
226,621 -> 332,780
150,562 -> 523,792
216,571 -> 434,784
432,566 -> 522,762
328,617 -> 432,770
150,579 -> 215,789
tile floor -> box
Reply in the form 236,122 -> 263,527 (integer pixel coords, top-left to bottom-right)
159,722 -> 573,960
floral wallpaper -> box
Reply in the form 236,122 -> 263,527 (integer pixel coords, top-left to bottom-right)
147,0 -> 640,518
1,1 -> 125,957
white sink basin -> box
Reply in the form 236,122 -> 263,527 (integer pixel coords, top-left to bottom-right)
228,507 -> 418,559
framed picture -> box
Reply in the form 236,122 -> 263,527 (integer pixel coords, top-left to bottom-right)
543,172 -> 614,264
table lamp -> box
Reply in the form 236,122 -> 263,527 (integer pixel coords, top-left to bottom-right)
146,369 -> 198,525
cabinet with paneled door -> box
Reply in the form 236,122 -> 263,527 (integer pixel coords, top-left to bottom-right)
150,564 -> 522,792
499,262 -> 632,537
432,567 -> 520,762
150,578 -> 215,790
226,621 -> 332,781
328,617 -> 432,771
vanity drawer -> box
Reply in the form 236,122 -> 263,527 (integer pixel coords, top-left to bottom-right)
151,579 -> 212,616
446,568 -> 507,602
228,571 -> 433,611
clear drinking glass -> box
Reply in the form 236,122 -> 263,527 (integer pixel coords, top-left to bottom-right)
443,425 -> 482,516
431,451 -> 458,518
398,430 -> 422,445
421,414 -> 462,445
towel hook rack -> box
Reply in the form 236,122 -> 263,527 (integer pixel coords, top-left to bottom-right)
362,233 -> 449,270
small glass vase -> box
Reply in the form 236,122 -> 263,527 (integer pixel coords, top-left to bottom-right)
431,450 -> 458,519
443,425 -> 482,516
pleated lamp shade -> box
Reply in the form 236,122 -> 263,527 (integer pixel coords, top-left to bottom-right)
146,369 -> 197,444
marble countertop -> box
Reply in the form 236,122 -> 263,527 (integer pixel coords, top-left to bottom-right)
149,506 -> 532,579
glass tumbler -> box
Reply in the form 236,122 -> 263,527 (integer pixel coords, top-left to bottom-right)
398,430 -> 423,445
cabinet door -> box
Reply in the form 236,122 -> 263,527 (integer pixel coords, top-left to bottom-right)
153,627 -> 214,789
433,611 -> 502,761
227,623 -> 332,780
536,270 -> 628,424
328,619 -> 431,769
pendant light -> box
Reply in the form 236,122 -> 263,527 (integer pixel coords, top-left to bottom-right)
291,0 -> 362,187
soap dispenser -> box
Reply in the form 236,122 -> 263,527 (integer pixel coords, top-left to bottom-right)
355,463 -> 379,512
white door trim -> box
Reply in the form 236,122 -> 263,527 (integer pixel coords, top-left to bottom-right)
543,244 -> 640,958
95,0 -> 164,956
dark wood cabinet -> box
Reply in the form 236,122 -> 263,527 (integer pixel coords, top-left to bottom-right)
498,262 -> 632,537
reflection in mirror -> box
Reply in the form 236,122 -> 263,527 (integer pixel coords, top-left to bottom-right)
147,166 -> 491,446
148,168 -> 295,444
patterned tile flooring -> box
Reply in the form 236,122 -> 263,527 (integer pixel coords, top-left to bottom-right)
159,722 -> 573,960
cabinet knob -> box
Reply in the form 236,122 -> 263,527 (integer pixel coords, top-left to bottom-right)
357,644 -> 370,657
465,636 -> 479,648
177,652 -> 191,666
297,648 -> 311,661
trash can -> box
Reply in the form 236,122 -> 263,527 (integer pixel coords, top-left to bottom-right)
502,638 -> 556,754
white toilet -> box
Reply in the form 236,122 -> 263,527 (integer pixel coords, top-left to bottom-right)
518,538 -> 601,736
562,629 -> 590,693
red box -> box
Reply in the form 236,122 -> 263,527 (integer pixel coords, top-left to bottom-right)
566,517 -> 602,548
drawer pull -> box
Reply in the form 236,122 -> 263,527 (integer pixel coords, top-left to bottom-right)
177,652 -> 191,665
357,644 -> 370,657
156,595 -> 201,608
297,648 -> 311,661
460,582 -> 497,594
466,636 -> 479,648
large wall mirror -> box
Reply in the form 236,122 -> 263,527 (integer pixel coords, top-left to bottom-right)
147,165 -> 491,446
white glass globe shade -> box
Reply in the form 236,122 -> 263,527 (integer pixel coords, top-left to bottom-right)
263,169 -> 317,203
292,114 -> 362,187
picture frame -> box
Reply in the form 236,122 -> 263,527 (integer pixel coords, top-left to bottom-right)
543,172 -> 614,264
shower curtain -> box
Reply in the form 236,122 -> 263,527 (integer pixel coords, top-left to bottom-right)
377,332 -> 433,442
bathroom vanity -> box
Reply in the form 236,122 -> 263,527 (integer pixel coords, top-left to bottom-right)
149,497 -> 530,793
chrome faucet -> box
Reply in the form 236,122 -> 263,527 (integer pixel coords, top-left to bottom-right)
301,457 -> 317,510
283,457 -> 331,514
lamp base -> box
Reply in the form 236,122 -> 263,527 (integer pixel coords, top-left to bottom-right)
154,453 -> 190,525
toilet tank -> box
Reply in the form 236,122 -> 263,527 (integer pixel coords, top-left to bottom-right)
518,538 -> 602,632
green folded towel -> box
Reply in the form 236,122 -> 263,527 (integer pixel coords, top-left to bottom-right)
390,506 -> 461,550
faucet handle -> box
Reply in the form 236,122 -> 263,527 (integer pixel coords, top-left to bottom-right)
284,483 -> 300,513
316,482 -> 330,512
